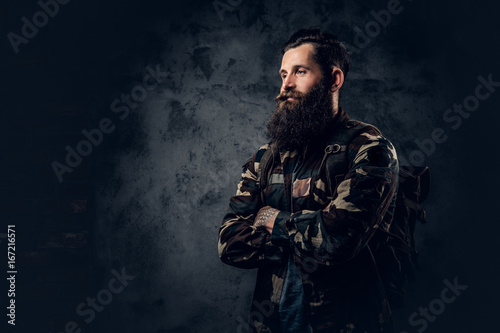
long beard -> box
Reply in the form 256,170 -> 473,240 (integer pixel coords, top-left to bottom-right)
267,82 -> 335,151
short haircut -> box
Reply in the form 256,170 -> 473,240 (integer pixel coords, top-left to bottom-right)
282,28 -> 350,82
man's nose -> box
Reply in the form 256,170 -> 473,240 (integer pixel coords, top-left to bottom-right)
281,75 -> 296,93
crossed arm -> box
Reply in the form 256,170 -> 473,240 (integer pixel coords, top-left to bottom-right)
218,130 -> 398,269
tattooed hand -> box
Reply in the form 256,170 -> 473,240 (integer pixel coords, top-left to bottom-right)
254,206 -> 280,234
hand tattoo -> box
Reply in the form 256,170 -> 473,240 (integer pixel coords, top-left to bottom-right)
254,207 -> 279,228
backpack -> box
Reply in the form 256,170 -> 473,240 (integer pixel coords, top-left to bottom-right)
257,119 -> 430,309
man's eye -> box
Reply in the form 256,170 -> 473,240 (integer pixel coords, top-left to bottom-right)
297,70 -> 306,75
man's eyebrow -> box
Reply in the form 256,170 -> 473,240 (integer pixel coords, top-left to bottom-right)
279,64 -> 312,75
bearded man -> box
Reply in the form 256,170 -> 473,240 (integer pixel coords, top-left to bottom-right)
218,29 -> 399,333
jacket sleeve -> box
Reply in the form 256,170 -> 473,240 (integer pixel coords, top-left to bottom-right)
218,146 -> 287,269
271,128 -> 399,266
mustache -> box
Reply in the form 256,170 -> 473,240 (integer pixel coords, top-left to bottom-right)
275,90 -> 306,102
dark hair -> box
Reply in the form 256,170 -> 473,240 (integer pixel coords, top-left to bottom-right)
282,28 -> 350,81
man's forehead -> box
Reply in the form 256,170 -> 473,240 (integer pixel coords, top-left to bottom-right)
280,43 -> 317,71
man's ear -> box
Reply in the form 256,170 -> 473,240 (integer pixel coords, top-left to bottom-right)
329,68 -> 344,93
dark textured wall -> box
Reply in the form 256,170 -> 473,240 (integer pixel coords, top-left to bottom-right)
2,0 -> 500,332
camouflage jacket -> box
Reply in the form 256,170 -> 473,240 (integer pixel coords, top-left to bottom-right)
218,108 -> 399,333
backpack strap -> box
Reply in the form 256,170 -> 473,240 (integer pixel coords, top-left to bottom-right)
404,198 -> 427,223
376,228 -> 418,257
256,144 -> 276,205
322,119 -> 398,262
322,119 -> 383,198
